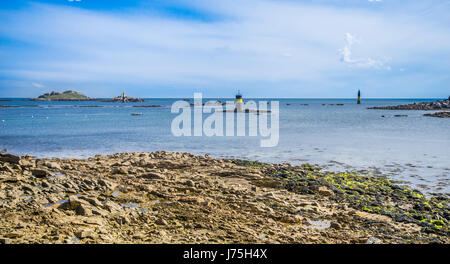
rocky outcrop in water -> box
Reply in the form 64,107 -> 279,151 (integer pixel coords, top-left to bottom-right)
424,112 -> 450,118
101,96 -> 146,103
133,105 -> 161,108
0,152 -> 448,244
368,98 -> 450,110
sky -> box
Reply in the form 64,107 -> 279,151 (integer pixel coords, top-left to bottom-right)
0,0 -> 449,98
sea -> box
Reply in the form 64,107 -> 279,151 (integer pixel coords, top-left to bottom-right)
1,98 -> 449,194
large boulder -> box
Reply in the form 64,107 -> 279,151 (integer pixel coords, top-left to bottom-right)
0,154 -> 21,164
31,169 -> 50,178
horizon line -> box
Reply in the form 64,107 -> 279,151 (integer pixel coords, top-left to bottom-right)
0,97 -> 448,100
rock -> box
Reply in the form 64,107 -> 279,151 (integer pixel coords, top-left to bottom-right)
279,215 -> 301,224
0,237 -> 10,244
31,169 -> 50,178
19,159 -> 35,168
178,196 -> 203,204
84,217 -> 105,226
263,192 -> 276,198
44,161 -> 61,170
81,196 -> 103,207
102,95 -> 146,103
21,184 -> 38,194
368,99 -> 450,111
158,160 -> 188,169
103,201 -> 122,213
98,179 -> 117,190
330,222 -> 342,229
91,208 -> 109,217
112,167 -> 128,174
34,197 -> 49,204
317,186 -> 334,196
0,153 -> 21,164
185,180 -> 195,187
424,112 -> 450,118
75,229 -> 96,239
155,218 -> 168,226
137,184 -> 152,192
137,172 -> 164,180
69,195 -> 82,210
133,105 -> 161,108
0,165 -> 15,174
41,181 -> 51,188
76,204 -> 93,216
310,185 -> 334,196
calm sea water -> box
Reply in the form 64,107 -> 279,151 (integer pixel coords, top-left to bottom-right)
1,98 -> 449,194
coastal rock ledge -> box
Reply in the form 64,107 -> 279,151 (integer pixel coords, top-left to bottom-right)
424,112 -> 450,118
368,98 -> 450,110
0,152 -> 448,244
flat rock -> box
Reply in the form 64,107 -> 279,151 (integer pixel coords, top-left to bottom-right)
31,169 -> 50,178
138,172 -> 164,180
0,154 -> 21,164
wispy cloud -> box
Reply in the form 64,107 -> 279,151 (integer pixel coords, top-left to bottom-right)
339,33 -> 390,69
31,82 -> 45,88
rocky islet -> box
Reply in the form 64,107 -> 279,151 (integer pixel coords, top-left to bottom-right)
423,112 -> 450,118
368,98 -> 450,111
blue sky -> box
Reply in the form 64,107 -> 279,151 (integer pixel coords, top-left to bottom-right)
0,0 -> 449,98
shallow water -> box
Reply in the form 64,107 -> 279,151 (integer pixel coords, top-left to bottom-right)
0,98 -> 449,194
307,220 -> 331,230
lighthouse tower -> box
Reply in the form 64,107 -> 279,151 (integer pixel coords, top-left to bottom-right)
235,91 -> 243,112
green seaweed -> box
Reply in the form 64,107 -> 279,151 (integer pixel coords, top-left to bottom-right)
235,159 -> 449,235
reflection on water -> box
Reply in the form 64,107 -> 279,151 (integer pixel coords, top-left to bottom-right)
307,220 -> 331,230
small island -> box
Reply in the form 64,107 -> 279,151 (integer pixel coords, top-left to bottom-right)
28,90 -> 146,103
29,90 -> 92,101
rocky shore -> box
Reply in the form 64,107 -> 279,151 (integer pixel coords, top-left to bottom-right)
0,151 -> 448,244
424,112 -> 450,118
368,98 -> 450,110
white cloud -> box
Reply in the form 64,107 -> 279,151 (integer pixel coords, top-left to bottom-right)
339,33 -> 390,69
31,82 -> 45,88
